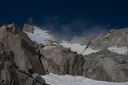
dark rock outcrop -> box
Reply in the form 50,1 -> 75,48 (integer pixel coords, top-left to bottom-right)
0,24 -> 47,85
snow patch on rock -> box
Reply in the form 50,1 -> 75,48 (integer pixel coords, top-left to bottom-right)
25,26 -> 53,44
61,41 -> 99,55
25,32 -> 49,44
33,26 -> 53,40
108,46 -> 128,55
82,47 -> 99,55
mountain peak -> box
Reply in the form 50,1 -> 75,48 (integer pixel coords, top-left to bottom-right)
0,23 -> 20,34
22,23 -> 34,33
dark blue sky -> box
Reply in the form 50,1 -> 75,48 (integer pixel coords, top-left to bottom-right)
0,0 -> 128,39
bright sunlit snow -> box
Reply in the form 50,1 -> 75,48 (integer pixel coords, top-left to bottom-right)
108,46 -> 128,55
82,47 -> 99,55
25,26 -> 53,44
61,41 -> 86,54
25,32 -> 48,44
61,41 -> 99,55
33,26 -> 53,40
26,26 -> 99,55
42,73 -> 128,85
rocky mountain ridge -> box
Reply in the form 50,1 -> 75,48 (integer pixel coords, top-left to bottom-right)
0,23 -> 128,85
0,24 -> 47,85
71,28 -> 128,50
22,24 -> 128,82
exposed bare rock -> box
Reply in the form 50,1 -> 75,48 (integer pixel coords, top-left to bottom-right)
71,28 -> 128,50
22,24 -> 34,33
38,44 -> 128,82
82,50 -> 128,82
1,23 -> 128,84
0,53 -> 47,85
0,24 -> 45,74
22,24 -> 128,82
0,24 -> 47,85
39,45 -> 85,76
32,73 -> 46,84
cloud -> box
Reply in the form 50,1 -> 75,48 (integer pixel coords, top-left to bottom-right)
34,16 -> 110,41
59,23 -> 109,41
28,17 -> 33,24
82,25 -> 109,37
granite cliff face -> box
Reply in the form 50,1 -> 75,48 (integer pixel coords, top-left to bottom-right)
0,24 -> 47,85
0,23 -> 128,85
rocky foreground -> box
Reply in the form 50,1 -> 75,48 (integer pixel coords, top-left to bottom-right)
0,24 -> 128,85
0,24 -> 47,85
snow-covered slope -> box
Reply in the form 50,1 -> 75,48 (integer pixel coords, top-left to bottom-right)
25,32 -> 49,44
33,26 -> 53,40
25,25 -> 100,55
61,41 -> 86,54
42,73 -> 128,85
25,26 -> 53,44
108,46 -> 128,55
61,41 -> 99,55
82,47 -> 99,55
25,25 -> 127,56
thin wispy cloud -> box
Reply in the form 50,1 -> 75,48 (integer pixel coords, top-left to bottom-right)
28,17 -> 33,24
34,16 -> 111,41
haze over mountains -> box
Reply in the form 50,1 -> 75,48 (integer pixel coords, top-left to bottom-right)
0,23 -> 128,85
